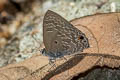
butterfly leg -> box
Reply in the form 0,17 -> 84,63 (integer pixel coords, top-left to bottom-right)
62,56 -> 67,61
47,58 -> 57,72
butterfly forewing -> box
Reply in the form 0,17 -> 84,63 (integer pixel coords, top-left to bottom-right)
43,10 -> 89,58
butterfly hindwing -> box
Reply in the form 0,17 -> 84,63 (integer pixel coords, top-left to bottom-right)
43,10 -> 89,58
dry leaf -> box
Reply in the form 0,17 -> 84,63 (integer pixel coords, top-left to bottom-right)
47,12 -> 120,80
0,12 -> 120,80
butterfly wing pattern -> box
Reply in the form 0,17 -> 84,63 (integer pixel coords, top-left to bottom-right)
43,10 -> 89,58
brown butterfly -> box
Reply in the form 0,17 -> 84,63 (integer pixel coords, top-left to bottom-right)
42,10 -> 89,60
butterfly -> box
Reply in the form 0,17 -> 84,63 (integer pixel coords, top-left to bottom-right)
42,10 -> 89,60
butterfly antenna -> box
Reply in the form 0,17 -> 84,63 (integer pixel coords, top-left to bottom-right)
31,33 -> 43,52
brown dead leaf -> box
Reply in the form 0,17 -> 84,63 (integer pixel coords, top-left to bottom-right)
71,12 -> 120,66
48,12 -> 120,80
0,12 -> 120,80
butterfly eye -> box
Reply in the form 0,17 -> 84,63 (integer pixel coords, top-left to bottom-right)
78,36 -> 84,40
